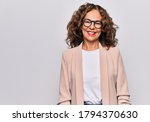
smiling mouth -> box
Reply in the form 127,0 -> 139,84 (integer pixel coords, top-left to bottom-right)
87,31 -> 97,36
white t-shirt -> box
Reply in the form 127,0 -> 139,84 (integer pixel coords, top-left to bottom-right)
82,49 -> 101,104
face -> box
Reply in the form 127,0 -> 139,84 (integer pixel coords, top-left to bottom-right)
81,9 -> 102,43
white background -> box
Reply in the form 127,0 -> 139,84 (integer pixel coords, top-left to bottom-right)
0,0 -> 150,104
0,105 -> 149,121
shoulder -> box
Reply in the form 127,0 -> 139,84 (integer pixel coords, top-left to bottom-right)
107,45 -> 121,57
62,46 -> 78,61
62,47 -> 75,57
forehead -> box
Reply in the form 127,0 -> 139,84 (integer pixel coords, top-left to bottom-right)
84,9 -> 102,20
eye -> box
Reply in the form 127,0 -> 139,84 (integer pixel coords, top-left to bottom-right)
83,19 -> 91,27
84,19 -> 91,23
95,21 -> 101,25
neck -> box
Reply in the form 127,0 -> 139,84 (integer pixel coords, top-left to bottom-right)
82,41 -> 99,51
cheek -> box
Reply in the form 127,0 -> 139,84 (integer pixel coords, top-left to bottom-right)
81,26 -> 87,32
97,29 -> 102,36
97,28 -> 101,33
81,27 -> 88,36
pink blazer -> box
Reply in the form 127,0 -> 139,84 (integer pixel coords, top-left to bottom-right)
58,43 -> 131,105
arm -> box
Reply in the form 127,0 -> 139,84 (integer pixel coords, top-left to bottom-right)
116,49 -> 131,105
57,52 -> 71,105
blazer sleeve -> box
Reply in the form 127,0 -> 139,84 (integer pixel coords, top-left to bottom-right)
116,48 -> 131,105
57,52 -> 71,105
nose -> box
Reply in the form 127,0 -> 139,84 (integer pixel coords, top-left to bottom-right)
89,22 -> 95,29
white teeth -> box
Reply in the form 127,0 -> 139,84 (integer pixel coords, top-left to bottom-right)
87,31 -> 95,35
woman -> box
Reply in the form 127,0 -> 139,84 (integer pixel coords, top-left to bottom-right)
58,3 -> 131,105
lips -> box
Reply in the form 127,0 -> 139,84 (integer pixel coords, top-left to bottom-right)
87,31 -> 96,36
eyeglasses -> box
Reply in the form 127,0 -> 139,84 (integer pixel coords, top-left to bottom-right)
83,19 -> 102,29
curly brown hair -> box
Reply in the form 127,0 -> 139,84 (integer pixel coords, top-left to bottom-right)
66,3 -> 118,49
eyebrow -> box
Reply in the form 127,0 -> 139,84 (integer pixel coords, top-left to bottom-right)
84,18 -> 101,22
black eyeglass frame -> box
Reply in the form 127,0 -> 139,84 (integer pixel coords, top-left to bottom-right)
82,19 -> 102,29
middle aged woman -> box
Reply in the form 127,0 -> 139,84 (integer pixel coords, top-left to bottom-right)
58,3 -> 131,105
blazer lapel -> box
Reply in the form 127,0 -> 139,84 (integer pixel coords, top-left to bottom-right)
74,43 -> 84,104
99,44 -> 110,104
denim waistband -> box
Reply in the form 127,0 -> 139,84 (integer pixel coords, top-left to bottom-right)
84,100 -> 102,105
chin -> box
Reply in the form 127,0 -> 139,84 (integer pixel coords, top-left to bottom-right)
86,37 -> 99,42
